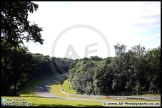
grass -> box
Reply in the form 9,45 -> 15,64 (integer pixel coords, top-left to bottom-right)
48,77 -> 80,98
2,73 -> 161,107
61,78 -> 161,99
61,78 -> 77,95
1,73 -> 104,107
48,77 -> 161,104
48,79 -> 70,97
18,74 -> 60,97
2,96 -> 160,107
1,96 -> 103,107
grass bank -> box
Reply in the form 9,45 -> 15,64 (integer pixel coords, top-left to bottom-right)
61,78 -> 77,95
1,74 -> 104,107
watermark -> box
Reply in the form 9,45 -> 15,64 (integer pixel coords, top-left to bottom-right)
1,98 -> 32,107
103,101 -> 160,106
51,24 -> 111,59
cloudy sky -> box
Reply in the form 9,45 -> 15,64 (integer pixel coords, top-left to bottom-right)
25,1 -> 160,59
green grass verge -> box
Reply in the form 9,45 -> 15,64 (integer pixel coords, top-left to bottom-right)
48,79 -> 70,97
18,74 -> 59,97
48,77 -> 161,104
1,73 -> 104,107
61,78 -> 77,95
2,73 -> 160,107
47,78 -> 80,98
2,96 -> 160,107
1,96 -> 103,107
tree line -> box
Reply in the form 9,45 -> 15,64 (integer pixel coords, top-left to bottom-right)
69,44 -> 161,95
1,1 -> 161,96
1,1 -> 73,95
1,41 -> 73,95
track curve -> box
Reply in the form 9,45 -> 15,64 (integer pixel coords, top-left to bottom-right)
35,75 -> 161,107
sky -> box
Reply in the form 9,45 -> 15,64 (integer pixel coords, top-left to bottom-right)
25,1 -> 161,59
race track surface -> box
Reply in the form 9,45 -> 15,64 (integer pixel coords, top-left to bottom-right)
35,75 -> 161,107
35,76 -> 116,102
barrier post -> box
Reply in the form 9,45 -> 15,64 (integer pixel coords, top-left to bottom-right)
106,95 -> 108,99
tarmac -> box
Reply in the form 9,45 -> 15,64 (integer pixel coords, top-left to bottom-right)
35,75 -> 161,106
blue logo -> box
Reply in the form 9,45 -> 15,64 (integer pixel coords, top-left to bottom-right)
2,98 -> 6,103
1,102 -> 5,106
1,98 -> 6,106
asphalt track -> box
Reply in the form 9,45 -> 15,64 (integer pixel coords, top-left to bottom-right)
35,75 -> 161,106
35,75 -> 117,103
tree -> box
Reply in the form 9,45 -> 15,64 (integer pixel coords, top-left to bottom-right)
1,43 -> 37,95
90,56 -> 103,61
1,1 -> 44,47
114,43 -> 127,57
93,64 -> 113,95
68,43 -> 161,95
105,57 -> 112,65
129,45 -> 147,91
144,46 -> 161,90
1,1 -> 44,95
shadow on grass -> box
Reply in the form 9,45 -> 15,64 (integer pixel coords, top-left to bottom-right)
18,86 -> 38,96
17,74 -> 59,95
35,104 -> 104,107
2,104 -> 104,107
18,95 -> 42,98
51,80 -> 62,84
1,94 -> 20,96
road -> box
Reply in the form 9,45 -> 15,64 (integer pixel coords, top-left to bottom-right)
35,75 -> 161,107
35,75 -> 117,103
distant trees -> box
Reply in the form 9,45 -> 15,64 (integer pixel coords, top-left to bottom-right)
1,45 -> 74,95
1,1 -> 160,96
1,1 -> 44,95
52,57 -> 74,74
1,1 -> 73,95
69,43 -> 161,95
90,56 -> 103,61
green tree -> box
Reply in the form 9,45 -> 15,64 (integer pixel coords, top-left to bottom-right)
1,43 -> 37,95
1,1 -> 44,47
144,46 -> 161,90
1,1 -> 44,95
